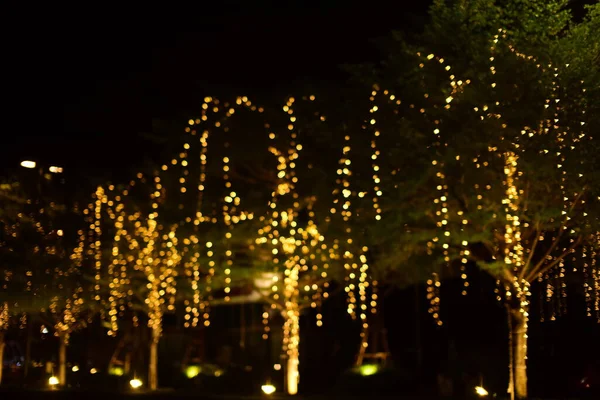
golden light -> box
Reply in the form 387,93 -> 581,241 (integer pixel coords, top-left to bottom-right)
20,160 -> 36,169
358,364 -> 379,376
48,376 -> 60,386
108,366 -> 124,376
130,378 -> 143,389
261,384 -> 276,395
90,368 -> 98,374
273,364 -> 281,371
185,365 -> 201,379
475,386 -> 489,397
49,166 -> 63,173
72,365 -> 79,372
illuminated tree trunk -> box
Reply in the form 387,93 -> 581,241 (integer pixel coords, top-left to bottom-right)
148,326 -> 160,390
0,331 -> 5,385
285,312 -> 299,395
508,305 -> 528,400
58,333 -> 67,387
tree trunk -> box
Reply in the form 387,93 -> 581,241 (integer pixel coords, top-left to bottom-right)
148,327 -> 160,390
287,349 -> 299,395
355,327 -> 368,366
59,334 -> 67,387
0,331 -> 5,385
508,305 -> 528,400
285,310 -> 300,395
506,305 -> 515,400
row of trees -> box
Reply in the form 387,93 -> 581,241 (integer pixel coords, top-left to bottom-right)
1,1 -> 599,398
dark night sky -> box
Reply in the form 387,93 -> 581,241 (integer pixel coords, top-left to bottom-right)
2,0 -> 594,178
1,2 -> 431,178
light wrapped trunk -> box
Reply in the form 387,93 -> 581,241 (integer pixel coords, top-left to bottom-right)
287,350 -> 299,395
283,305 -> 300,395
507,304 -> 528,400
148,326 -> 160,390
58,333 -> 68,387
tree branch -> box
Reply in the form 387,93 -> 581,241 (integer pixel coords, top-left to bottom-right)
528,188 -> 586,278
520,220 -> 540,281
526,235 -> 582,282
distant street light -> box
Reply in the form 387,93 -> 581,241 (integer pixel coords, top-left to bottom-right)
20,160 -> 36,169
49,166 -> 63,173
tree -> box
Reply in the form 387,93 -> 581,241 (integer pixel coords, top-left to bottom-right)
345,2 -> 600,398
0,175 -> 91,387
135,94 -> 376,395
93,178 -> 184,390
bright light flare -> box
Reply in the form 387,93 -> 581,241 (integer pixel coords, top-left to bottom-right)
48,376 -> 59,386
130,378 -> 143,389
21,160 -> 36,169
261,384 -> 276,395
475,386 -> 489,396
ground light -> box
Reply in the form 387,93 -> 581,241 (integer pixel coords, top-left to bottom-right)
48,376 -> 59,387
185,365 -> 201,379
475,386 -> 489,397
108,366 -> 124,376
130,378 -> 143,389
358,364 -> 379,376
261,384 -> 276,395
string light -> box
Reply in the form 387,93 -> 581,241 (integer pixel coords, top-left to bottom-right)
368,86 -> 383,221
93,187 -> 104,301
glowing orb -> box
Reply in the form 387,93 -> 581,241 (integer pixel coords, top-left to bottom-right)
130,378 -> 143,389
358,364 -> 379,376
185,365 -> 201,379
261,384 -> 276,395
475,386 -> 489,397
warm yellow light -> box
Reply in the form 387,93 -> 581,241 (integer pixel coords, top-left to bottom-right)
109,366 -> 124,376
261,384 -> 276,395
90,368 -> 98,374
48,376 -> 60,386
20,160 -> 36,169
475,386 -> 489,396
273,364 -> 281,371
358,364 -> 379,376
72,365 -> 79,372
130,378 -> 143,389
129,378 -> 143,389
49,166 -> 63,173
185,365 -> 201,379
